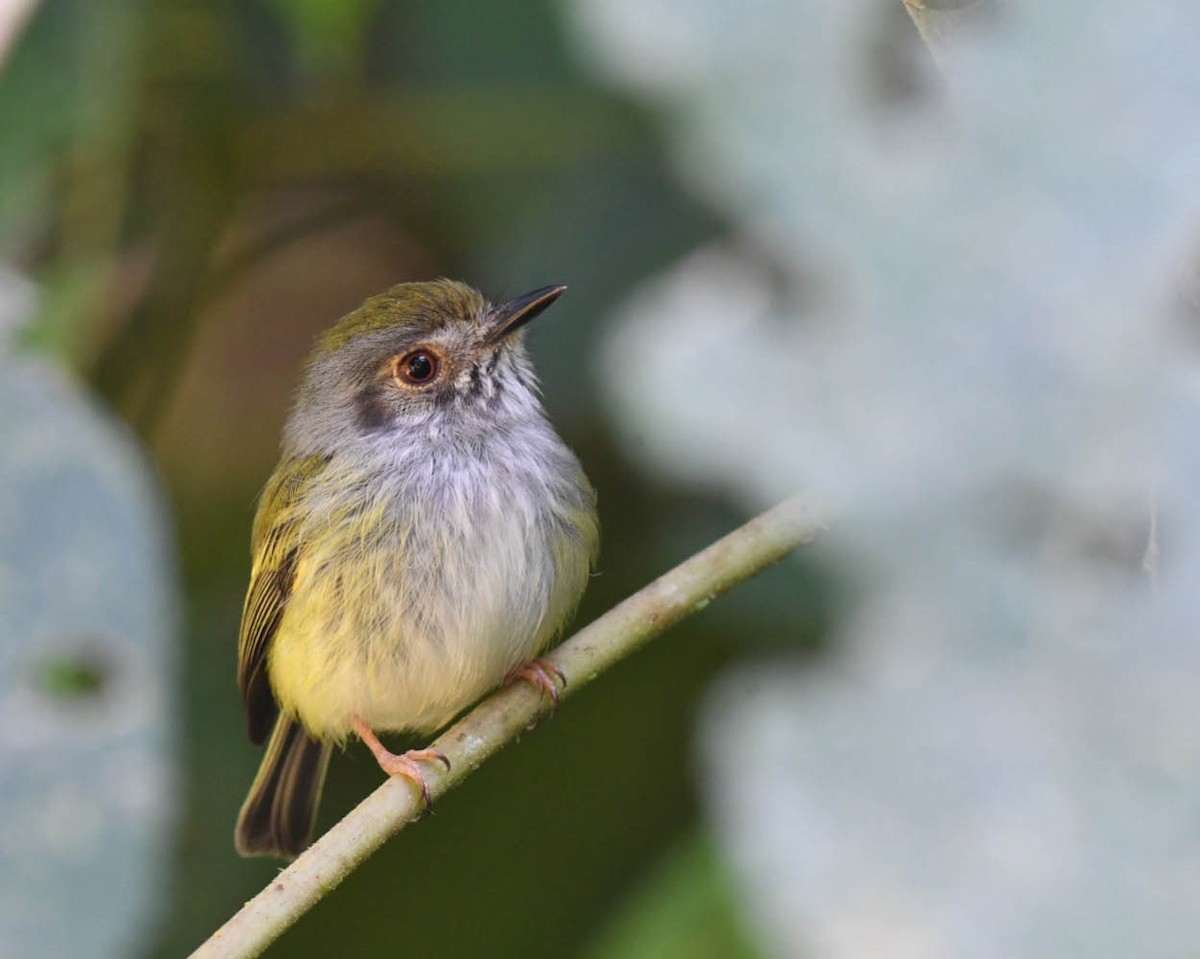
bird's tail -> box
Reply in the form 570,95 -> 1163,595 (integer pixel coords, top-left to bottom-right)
235,717 -> 331,859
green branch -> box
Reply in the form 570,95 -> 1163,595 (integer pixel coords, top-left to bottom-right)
189,493 -> 823,959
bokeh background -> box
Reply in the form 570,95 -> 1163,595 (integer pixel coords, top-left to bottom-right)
4,1 -> 1200,957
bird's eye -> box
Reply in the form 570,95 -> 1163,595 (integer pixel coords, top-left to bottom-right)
393,349 -> 440,387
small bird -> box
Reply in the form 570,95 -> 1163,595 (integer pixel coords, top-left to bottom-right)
234,279 -> 599,858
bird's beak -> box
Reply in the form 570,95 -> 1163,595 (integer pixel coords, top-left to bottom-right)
484,285 -> 567,344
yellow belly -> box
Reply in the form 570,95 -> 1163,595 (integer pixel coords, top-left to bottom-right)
267,497 -> 594,741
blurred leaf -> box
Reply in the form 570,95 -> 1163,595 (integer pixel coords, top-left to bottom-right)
264,0 -> 383,76
584,833 -> 763,959
0,0 -> 140,230
17,258 -> 107,358
0,265 -> 179,959
0,0 -> 75,237
576,0 -> 1200,955
0,0 -> 142,366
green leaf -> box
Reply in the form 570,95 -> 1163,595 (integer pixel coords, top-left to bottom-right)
584,833 -> 764,959
264,0 -> 384,75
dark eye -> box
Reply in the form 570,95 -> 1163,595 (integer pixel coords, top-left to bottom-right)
394,349 -> 440,386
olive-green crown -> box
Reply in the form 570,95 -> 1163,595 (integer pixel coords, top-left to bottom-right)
317,279 -> 487,353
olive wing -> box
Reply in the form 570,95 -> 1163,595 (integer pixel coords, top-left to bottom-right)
237,455 -> 327,745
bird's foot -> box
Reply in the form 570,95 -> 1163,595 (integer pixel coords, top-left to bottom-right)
507,657 -> 567,707
506,658 -> 567,728
353,717 -> 450,808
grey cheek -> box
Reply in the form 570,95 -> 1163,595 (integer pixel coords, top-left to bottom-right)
356,384 -> 393,433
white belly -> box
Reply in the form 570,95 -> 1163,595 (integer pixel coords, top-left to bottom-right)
268,475 -> 593,741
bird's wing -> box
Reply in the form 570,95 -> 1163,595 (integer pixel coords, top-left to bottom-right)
237,454 -> 328,745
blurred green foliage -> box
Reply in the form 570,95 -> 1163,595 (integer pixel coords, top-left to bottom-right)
1,0 -> 826,956
586,835 -> 762,959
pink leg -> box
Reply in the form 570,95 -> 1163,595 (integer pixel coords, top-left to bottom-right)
353,717 -> 450,807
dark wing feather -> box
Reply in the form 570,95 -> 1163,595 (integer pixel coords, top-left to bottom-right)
237,455 -> 328,745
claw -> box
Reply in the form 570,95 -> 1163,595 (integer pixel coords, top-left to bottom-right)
508,657 -> 567,709
419,748 -> 451,772
506,658 -> 568,730
353,718 -> 451,810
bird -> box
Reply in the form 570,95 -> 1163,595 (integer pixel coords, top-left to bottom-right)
234,279 -> 599,859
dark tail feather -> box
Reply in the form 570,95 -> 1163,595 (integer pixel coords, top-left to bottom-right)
235,717 -> 331,859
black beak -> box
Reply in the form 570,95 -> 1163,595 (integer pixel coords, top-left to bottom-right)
485,285 -> 567,344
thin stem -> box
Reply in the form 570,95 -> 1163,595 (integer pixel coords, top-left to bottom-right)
189,493 -> 823,959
